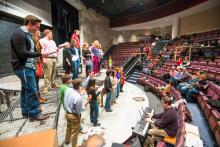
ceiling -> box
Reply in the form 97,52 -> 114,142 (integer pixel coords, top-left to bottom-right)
80,0 -> 176,18
112,0 -> 220,31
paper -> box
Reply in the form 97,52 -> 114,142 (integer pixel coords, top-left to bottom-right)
97,85 -> 104,92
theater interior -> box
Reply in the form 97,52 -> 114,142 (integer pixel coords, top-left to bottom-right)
0,0 -> 220,147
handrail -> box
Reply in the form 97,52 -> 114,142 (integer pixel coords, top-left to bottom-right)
124,56 -> 141,77
123,56 -> 135,71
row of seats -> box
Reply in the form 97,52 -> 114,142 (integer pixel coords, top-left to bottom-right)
137,74 -> 185,147
170,29 -> 220,45
110,41 -> 151,66
196,81 -> 220,146
142,63 -> 220,146
155,60 -> 220,83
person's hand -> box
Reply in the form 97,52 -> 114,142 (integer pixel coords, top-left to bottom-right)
145,117 -> 152,123
146,112 -> 153,118
41,52 -> 48,57
87,94 -> 92,101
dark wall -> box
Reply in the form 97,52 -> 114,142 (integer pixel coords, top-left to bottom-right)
51,0 -> 79,44
0,19 -> 20,76
0,12 -> 51,77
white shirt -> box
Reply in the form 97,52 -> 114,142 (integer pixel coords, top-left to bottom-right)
64,88 -> 84,114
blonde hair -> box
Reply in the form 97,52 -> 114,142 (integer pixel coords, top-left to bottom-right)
44,29 -> 52,35
93,40 -> 100,48
83,43 -> 89,50
32,31 -> 41,41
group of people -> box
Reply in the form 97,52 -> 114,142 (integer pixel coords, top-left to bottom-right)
58,66 -> 125,146
62,39 -> 104,80
10,15 -> 56,121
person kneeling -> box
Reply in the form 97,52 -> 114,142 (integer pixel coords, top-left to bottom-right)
144,96 -> 178,147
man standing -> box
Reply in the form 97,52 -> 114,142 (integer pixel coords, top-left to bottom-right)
104,70 -> 113,112
144,96 -> 178,147
71,30 -> 80,75
40,29 -> 59,94
71,30 -> 80,49
64,78 -> 91,147
10,15 -> 49,120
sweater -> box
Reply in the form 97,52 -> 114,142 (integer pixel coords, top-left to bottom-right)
153,107 -> 178,137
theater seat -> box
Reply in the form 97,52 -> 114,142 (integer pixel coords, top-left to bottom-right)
213,122 -> 220,146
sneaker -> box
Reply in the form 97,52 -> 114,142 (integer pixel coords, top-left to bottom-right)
106,109 -> 113,112
29,113 -> 49,121
93,123 -> 101,127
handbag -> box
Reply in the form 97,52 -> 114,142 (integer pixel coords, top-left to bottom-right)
36,62 -> 43,77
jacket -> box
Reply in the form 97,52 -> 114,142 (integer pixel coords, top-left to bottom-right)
10,28 -> 41,69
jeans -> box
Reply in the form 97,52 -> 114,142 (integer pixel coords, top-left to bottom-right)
105,91 -> 112,111
14,68 -> 40,117
116,83 -> 120,98
186,88 -> 199,101
90,101 -> 99,125
72,59 -> 80,79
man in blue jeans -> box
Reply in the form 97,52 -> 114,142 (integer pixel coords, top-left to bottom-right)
104,70 -> 113,112
10,15 -> 49,121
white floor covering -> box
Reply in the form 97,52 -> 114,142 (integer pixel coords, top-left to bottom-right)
57,81 -> 149,147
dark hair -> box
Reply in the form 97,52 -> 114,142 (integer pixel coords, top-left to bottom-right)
86,79 -> 96,93
106,70 -> 111,76
24,15 -> 41,25
111,70 -> 115,78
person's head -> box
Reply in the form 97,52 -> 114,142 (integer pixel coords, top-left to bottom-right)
185,56 -> 189,61
106,70 -> 111,77
115,67 -> 120,72
111,70 -> 115,77
33,31 -> 41,41
89,71 -> 95,78
161,96 -> 173,109
83,43 -> 89,50
198,71 -> 207,80
86,79 -> 96,92
120,67 -> 124,71
64,42 -> 70,49
70,40 -> 76,48
61,74 -> 71,84
74,29 -> 79,36
171,66 -> 176,71
24,15 -> 41,33
44,29 -> 53,40
93,40 -> 100,48
72,78 -> 81,90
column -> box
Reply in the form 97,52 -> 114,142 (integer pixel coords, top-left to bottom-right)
172,17 -> 179,39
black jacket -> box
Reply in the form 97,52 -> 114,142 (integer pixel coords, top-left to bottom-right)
104,76 -> 112,93
10,28 -> 41,69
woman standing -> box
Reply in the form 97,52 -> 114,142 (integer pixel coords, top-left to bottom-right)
86,79 -> 101,126
82,43 -> 92,77
32,31 -> 47,104
62,42 -> 72,76
91,40 -> 100,76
